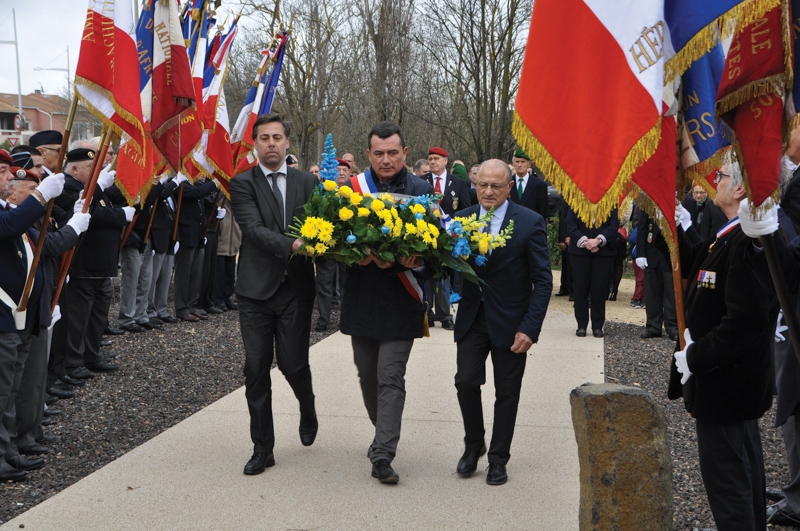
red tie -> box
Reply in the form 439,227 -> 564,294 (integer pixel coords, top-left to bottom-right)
434,176 -> 442,194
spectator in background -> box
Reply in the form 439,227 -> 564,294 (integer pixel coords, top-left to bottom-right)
308,164 -> 320,180
413,159 -> 429,177
213,197 -> 241,312
682,183 -> 727,240
555,200 -> 572,300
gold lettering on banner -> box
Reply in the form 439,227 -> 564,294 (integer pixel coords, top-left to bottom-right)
137,42 -> 153,75
793,16 -> 800,38
630,22 -> 665,73
180,114 -> 195,125
685,112 -> 717,147
727,40 -> 742,80
750,93 -> 776,121
681,90 -> 700,112
101,14 -> 115,56
154,21 -> 172,84
82,11 -> 96,43
750,17 -> 773,54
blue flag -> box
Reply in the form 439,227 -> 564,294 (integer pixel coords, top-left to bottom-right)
260,34 -> 288,115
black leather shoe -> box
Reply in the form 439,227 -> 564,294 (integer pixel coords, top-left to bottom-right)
766,487 -> 786,502
37,434 -> 56,444
8,455 -> 44,471
205,306 -> 224,315
457,444 -> 487,478
44,394 -> 59,405
486,463 -> 508,485
314,324 -> 328,332
640,331 -> 663,339
767,505 -> 800,526
60,375 -> 85,387
214,304 -> 228,313
667,333 -> 679,341
554,290 -> 568,296
46,386 -> 75,399
43,408 -> 62,417
41,418 -> 54,426
103,326 -> 125,336
371,459 -> 399,484
440,318 -> 455,331
138,321 -> 156,330
160,315 -> 180,324
576,328 -> 586,337
243,452 -> 275,475
102,351 -> 118,359
68,366 -> 95,379
121,323 -> 146,333
0,463 -> 27,482
19,443 -> 49,455
150,317 -> 164,326
100,340 -> 113,347
225,301 -> 238,311
593,329 -> 604,338
608,291 -> 617,301
85,360 -> 119,372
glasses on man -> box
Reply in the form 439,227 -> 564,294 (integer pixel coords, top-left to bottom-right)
714,171 -> 730,185
40,146 -> 60,153
476,181 -> 511,191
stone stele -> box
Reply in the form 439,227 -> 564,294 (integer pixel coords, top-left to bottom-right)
570,383 -> 673,530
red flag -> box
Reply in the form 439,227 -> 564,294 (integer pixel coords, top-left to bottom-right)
75,0 -> 146,159
150,0 -> 203,175
716,5 -> 791,206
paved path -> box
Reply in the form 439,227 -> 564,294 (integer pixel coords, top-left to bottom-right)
1,301 -> 605,530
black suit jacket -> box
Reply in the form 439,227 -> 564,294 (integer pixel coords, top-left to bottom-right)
566,209 -> 620,258
230,165 -> 317,302
176,179 -> 218,249
422,171 -> 471,216
509,173 -> 549,220
453,201 -> 552,349
636,211 -> 670,271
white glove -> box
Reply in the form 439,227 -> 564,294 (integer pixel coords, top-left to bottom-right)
738,198 -> 779,237
174,241 -> 180,254
48,304 -> 61,330
159,174 -> 172,185
674,329 -> 694,385
216,207 -> 226,220
203,237 -> 208,246
675,203 -> 692,231
635,257 -> 648,269
776,310 -> 788,343
212,178 -> 220,188
97,167 -> 116,191
66,212 -> 91,235
122,206 -> 135,222
175,173 -> 188,185
72,198 -> 85,215
36,172 -> 65,202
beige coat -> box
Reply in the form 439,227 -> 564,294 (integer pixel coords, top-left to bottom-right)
217,197 -> 242,257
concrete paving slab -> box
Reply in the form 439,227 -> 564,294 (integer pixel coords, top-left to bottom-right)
1,307 -> 603,531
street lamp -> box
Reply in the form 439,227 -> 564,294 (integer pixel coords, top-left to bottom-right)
34,46 -> 71,97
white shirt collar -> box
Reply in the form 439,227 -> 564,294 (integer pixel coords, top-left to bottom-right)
479,199 -> 510,230
259,161 -> 288,177
433,170 -> 446,180
516,173 -> 528,182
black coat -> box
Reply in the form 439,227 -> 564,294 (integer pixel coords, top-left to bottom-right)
422,171 -> 471,216
175,179 -> 218,249
340,169 -> 434,340
566,209 -> 620,257
636,211 -> 670,271
668,224 -> 778,422
782,166 -> 800,233
150,180 -> 180,254
509,172 -> 549,221
682,196 -> 727,241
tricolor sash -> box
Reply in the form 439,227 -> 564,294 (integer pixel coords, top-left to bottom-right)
350,170 -> 377,195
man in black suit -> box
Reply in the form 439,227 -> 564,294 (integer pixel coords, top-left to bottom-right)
229,113 -> 319,475
453,159 -> 552,486
669,161 -> 778,530
636,211 -> 678,341
508,148 -> 549,221
422,146 -> 471,330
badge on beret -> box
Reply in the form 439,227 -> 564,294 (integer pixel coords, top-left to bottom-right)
15,169 -> 26,179
88,151 -> 94,159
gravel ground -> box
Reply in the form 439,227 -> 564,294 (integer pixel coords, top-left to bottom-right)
0,278 -> 795,530
0,281 -> 339,525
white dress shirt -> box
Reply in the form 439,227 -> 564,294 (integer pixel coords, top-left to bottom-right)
259,161 -> 288,217
479,199 -> 509,235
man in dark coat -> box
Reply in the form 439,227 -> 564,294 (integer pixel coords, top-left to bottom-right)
452,159 -> 552,486
636,210 -> 678,340
682,183 -> 727,240
669,162 -> 778,530
146,176 -> 181,324
230,113 -> 319,476
421,146 -> 471,330
508,148 -> 549,221
340,121 -> 433,484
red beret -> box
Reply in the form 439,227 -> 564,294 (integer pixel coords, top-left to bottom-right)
335,158 -> 351,169
9,166 -> 40,183
428,147 -> 448,158
0,149 -> 12,166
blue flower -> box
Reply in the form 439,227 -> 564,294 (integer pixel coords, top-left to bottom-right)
415,212 -> 424,220
381,225 -> 391,234
450,221 -> 464,235
346,233 -> 357,244
475,255 -> 487,266
452,237 -> 470,258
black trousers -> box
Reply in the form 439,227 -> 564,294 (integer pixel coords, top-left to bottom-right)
455,305 -> 527,465
643,266 -> 678,337
570,253 -> 613,330
213,255 -> 236,306
199,232 -> 218,310
696,418 -> 766,531
559,251 -> 573,295
238,285 -> 315,453
64,277 -> 111,369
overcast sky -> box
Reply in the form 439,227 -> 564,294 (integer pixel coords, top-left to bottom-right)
0,1 -> 241,101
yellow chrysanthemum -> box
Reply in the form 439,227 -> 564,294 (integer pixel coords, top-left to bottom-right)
315,242 -> 328,254
380,193 -> 395,203
350,193 -> 363,205
339,207 -> 354,221
405,223 -> 417,235
390,207 -> 399,220
428,224 -> 440,238
357,207 -> 370,217
411,204 -> 426,214
300,218 -> 320,239
338,185 -> 353,198
371,200 -> 385,212
322,180 -> 338,191
392,222 -> 403,238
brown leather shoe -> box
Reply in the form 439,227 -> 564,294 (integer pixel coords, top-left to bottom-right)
179,313 -> 200,322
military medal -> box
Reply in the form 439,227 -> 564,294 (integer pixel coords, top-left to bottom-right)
451,190 -> 458,210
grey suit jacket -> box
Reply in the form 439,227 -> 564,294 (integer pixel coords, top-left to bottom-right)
230,165 -> 317,302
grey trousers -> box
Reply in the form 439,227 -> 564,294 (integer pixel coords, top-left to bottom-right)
351,336 -> 414,463
14,326 -> 47,449
314,258 -> 337,328
425,277 -> 452,321
148,252 -> 174,319
174,245 -> 204,317
778,415 -> 800,514
119,244 -> 154,326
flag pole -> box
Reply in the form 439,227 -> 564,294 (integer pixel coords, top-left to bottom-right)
51,128 -> 112,313
17,95 -> 79,314
171,181 -> 184,248
671,229 -> 687,350
119,212 -> 140,250
201,188 -> 221,241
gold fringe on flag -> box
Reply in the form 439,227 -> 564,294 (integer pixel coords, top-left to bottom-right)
664,0 -> 782,82
625,184 -> 679,263
716,75 -> 787,116
683,146 -> 732,200
512,111 -> 662,228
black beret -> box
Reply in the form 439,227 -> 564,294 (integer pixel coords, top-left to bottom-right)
65,148 -> 96,163
29,130 -> 63,148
